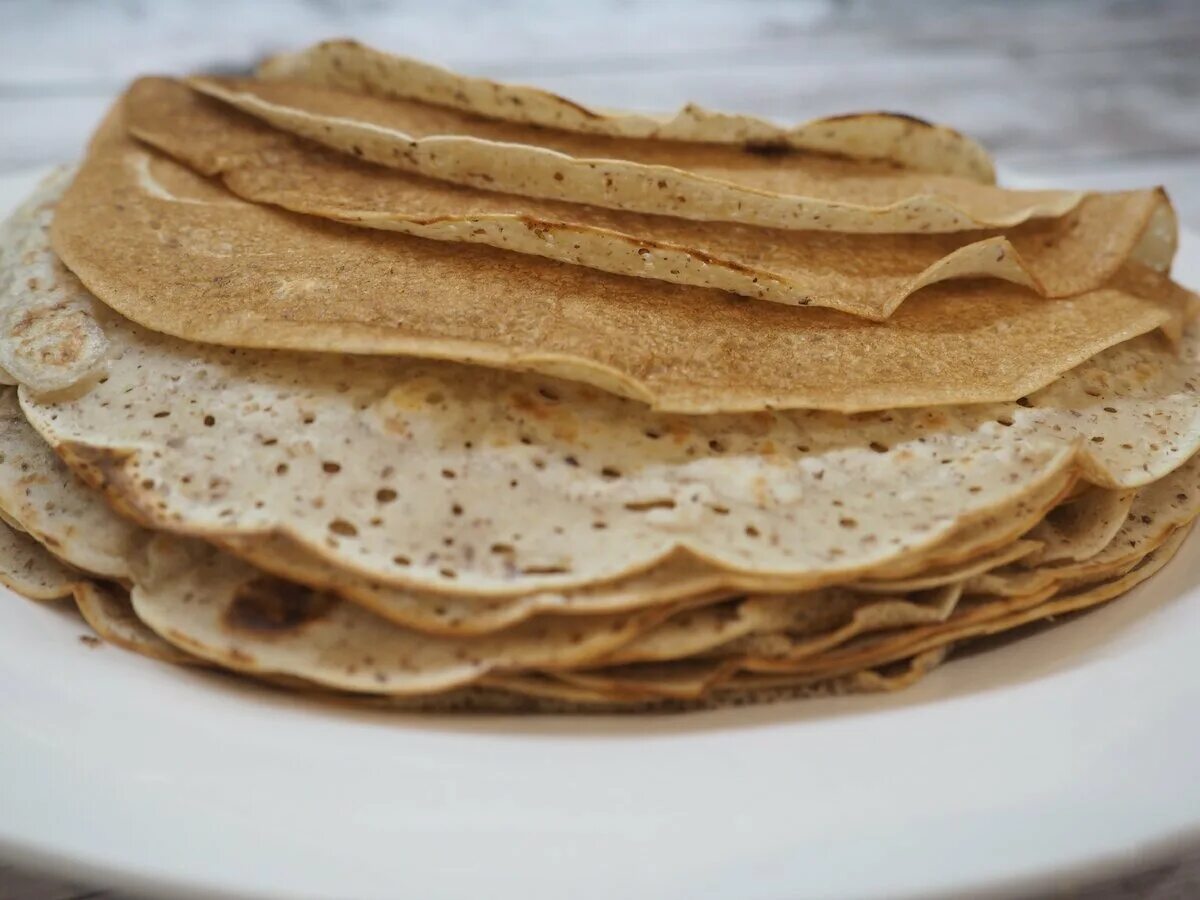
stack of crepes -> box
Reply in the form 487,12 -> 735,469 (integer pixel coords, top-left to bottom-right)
0,39 -> 1197,712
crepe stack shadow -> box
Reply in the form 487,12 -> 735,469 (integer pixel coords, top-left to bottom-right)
0,39 -> 1197,713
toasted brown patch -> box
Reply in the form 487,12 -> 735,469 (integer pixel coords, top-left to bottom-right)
224,575 -> 338,635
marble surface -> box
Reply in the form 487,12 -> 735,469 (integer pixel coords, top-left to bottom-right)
2,0 -> 1200,224
1,1 -> 1198,897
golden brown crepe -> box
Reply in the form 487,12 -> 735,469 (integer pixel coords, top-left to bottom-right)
262,39 -> 996,181
51,107 -> 1187,414
190,75 -> 1080,233
126,78 -> 1173,316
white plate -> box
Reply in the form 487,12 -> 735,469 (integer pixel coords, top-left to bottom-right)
0,166 -> 1198,900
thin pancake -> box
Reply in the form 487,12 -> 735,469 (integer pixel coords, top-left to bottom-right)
0,363 -> 1070,637
710,582 -> 964,670
129,536 -> 714,696
0,387 -> 144,579
967,455 -> 1200,598
852,539 -> 1042,593
739,522 -> 1190,676
858,476 -> 1077,580
594,585 -> 960,667
51,112 -> 1186,414
1021,486 -> 1137,566
126,78 -> 1172,316
0,168 -> 108,393
191,76 -> 1071,233
518,645 -> 950,703
0,518 -> 82,601
261,39 -> 995,181
21,290 -> 1200,596
72,580 -> 196,664
737,526 -> 1190,681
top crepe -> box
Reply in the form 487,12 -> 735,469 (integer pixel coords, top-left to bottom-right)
49,107 -> 1187,414
189,76 -> 1077,233
126,78 -> 1175,317
259,39 -> 996,182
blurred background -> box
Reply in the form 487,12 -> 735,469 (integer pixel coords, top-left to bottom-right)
1,1 -> 1199,898
1,0 -> 1199,225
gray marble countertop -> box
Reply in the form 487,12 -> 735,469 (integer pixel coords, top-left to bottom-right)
1,1 -> 1199,897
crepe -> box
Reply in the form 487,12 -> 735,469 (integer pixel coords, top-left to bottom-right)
0,368 -> 1066,641
219,476 -> 1059,633
128,535 -> 730,695
0,505 -> 153,668
568,522 -> 1189,701
0,518 -> 81,601
489,646 -> 951,705
50,114 -> 1188,414
126,78 -> 1173,316
22,265 -> 1200,600
565,459 -> 1200,693
710,585 -> 965,674
18,170 -> 1200,600
21,158 -> 1200,599
439,647 -> 945,709
852,539 -> 1042,593
0,406 -> 976,701
1020,486 -> 1137,566
0,167 -> 108,393
748,524 -> 1188,676
73,580 -> 197,665
535,645 -> 953,703
735,526 -> 1190,680
966,455 -> 1200,598
261,39 -> 995,181
190,76 -> 1073,233
125,530 -> 962,704
597,584 -> 961,667
0,380 -> 863,697
0,387 -> 144,578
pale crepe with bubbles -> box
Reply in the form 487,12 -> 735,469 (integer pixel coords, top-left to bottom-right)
0,378 -> 1061,642
0,385 -> 990,699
